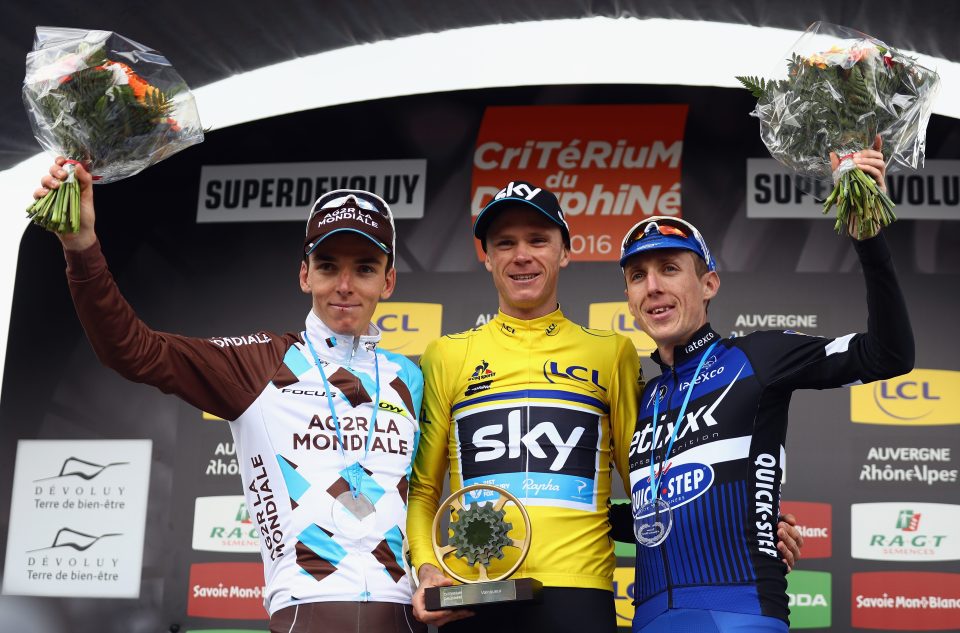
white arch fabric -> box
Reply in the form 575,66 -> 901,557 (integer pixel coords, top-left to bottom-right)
2,16 -> 958,387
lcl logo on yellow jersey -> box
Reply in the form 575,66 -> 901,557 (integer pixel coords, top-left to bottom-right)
372,303 -> 443,356
613,566 -> 636,625
851,368 -> 960,426
588,302 -> 656,355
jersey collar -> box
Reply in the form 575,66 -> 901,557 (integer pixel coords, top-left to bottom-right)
494,305 -> 565,337
652,323 -> 720,370
304,310 -> 381,364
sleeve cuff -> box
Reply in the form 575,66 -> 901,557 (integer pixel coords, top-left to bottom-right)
64,240 -> 106,280
851,232 -> 891,266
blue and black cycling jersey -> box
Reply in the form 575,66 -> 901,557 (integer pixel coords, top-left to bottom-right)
610,234 -> 914,630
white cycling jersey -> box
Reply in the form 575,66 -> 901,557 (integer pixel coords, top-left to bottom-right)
66,241 -> 423,614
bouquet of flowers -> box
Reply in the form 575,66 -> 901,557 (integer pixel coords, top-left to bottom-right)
23,27 -> 203,232
737,22 -> 939,238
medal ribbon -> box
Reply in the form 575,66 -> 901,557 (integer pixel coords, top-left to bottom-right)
304,333 -> 381,499
648,341 -> 719,504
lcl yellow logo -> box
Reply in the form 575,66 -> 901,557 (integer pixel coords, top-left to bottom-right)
372,303 -> 443,356
588,302 -> 656,355
613,566 -> 636,624
851,368 -> 960,426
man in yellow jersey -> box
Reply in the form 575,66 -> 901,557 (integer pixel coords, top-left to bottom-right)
407,182 -> 801,632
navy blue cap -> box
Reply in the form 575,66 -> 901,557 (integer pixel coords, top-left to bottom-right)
619,217 -> 716,271
474,181 -> 571,250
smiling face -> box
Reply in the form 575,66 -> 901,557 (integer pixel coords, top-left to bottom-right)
299,232 -> 395,337
483,206 -> 570,320
623,248 -> 719,366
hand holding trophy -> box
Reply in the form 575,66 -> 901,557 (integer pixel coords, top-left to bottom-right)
425,483 -> 540,610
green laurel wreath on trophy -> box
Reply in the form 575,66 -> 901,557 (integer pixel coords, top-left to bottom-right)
426,483 -> 540,609
448,496 -> 513,568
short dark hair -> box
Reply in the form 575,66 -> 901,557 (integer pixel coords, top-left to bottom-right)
693,254 -> 709,278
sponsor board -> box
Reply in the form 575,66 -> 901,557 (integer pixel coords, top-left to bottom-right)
851,369 -> 960,426
187,562 -> 268,620
786,570 -> 831,629
2,440 -> 152,598
852,572 -> 960,630
729,312 -> 819,338
780,501 -> 832,559
471,105 -> 688,261
192,496 -> 259,553
858,445 -> 957,486
613,566 -> 635,625
205,441 -> 240,477
197,159 -> 426,222
588,302 -> 656,354
851,502 -> 960,561
747,158 -> 960,220
372,302 -> 443,356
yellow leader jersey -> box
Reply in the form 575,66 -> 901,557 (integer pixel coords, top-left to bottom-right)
408,308 -> 640,591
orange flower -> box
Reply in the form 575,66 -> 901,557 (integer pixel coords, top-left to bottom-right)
104,61 -> 159,102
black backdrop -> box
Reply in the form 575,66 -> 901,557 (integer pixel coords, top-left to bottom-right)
1,83 -> 959,632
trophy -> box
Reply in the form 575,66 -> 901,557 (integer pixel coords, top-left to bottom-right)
424,483 -> 541,610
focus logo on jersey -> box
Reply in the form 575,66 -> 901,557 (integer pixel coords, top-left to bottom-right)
456,405 -> 600,509
630,462 -> 714,510
851,369 -> 960,426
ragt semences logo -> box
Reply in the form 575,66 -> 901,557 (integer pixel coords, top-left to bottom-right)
852,502 -> 960,562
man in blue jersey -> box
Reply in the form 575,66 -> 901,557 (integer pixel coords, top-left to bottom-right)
613,145 -> 913,632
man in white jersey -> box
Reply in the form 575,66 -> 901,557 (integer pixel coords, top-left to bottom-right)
35,157 -> 426,633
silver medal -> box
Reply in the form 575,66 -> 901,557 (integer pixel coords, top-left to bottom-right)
331,491 -> 377,537
633,497 -> 673,547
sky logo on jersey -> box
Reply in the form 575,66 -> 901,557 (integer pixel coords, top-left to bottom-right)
780,501 -> 832,559
613,566 -> 636,625
786,570 -> 831,629
631,462 -> 714,511
371,302 -> 442,356
851,369 -> 960,426
192,496 -> 260,553
587,302 -> 657,355
852,572 -> 960,630
851,502 -> 960,561
457,405 -> 601,510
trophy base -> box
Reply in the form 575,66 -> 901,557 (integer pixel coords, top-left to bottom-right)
424,577 -> 542,611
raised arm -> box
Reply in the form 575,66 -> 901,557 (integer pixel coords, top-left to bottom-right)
35,158 -> 290,420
